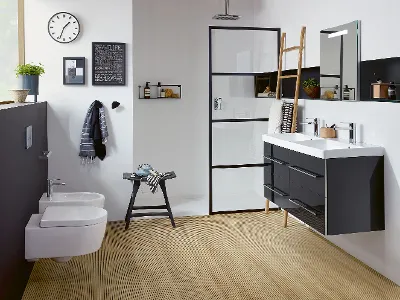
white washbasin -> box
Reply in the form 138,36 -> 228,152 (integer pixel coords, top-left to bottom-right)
268,133 -> 320,142
39,192 -> 105,214
262,133 -> 384,159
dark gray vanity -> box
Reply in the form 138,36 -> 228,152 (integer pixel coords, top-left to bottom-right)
263,138 -> 385,235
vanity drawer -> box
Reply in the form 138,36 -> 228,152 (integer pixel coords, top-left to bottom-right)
264,163 -> 273,186
289,150 -> 325,176
264,142 -> 273,158
289,166 -> 325,197
264,184 -> 297,209
286,207 -> 325,235
272,145 -> 291,164
289,184 -> 325,214
274,165 -> 289,193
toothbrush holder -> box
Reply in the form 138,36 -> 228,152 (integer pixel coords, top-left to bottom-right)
320,127 -> 336,139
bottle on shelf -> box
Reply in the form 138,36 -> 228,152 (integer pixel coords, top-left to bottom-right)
157,82 -> 162,98
144,82 -> 151,99
388,82 -> 397,100
160,89 -> 166,98
343,85 -> 350,100
333,85 -> 339,100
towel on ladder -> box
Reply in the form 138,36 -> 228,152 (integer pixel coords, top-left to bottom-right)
79,100 -> 109,164
281,102 -> 297,133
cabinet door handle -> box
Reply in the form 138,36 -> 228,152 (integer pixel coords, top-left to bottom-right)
264,184 -> 288,197
263,155 -> 287,165
288,198 -> 321,216
288,165 -> 322,178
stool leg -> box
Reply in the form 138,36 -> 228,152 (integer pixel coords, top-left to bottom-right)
265,199 -> 270,214
125,181 -> 141,231
159,180 -> 176,228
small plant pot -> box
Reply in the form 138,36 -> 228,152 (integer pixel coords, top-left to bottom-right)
303,86 -> 320,99
21,75 -> 39,96
9,89 -> 30,103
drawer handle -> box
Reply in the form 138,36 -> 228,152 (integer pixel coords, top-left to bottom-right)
263,155 -> 287,165
288,198 -> 322,216
264,184 -> 288,197
288,165 -> 322,178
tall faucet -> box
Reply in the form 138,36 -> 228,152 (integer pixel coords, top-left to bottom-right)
334,122 -> 356,144
47,179 -> 66,197
299,118 -> 319,137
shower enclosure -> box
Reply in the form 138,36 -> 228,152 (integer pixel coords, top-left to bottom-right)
209,26 -> 280,214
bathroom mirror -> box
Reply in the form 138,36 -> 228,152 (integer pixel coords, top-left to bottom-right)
320,20 -> 360,101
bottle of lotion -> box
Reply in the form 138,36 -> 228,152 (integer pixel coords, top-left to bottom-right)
157,82 -> 162,98
144,82 -> 151,99
388,82 -> 396,100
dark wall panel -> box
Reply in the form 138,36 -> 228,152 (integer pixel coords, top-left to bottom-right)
0,103 -> 48,300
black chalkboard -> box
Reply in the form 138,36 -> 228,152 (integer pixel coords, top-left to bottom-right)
92,42 -> 126,86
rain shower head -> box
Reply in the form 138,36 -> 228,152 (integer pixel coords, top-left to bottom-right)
213,0 -> 241,21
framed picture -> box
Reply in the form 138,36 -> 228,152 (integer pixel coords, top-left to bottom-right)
63,57 -> 86,85
92,42 -> 126,86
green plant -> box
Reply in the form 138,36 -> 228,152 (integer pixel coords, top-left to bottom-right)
15,63 -> 45,77
302,78 -> 320,89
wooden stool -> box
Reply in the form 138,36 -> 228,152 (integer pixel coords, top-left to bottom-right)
123,172 -> 176,230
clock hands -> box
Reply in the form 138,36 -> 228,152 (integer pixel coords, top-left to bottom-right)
57,22 -> 71,39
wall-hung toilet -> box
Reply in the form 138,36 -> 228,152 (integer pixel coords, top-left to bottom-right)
25,206 -> 107,262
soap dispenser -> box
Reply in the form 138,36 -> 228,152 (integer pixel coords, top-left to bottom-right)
343,85 -> 350,100
144,82 -> 151,99
388,82 -> 397,100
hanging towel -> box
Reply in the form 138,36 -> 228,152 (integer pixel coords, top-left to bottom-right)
281,102 -> 296,133
79,100 -> 109,163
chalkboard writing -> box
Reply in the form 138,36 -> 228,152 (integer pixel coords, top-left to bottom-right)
92,42 -> 126,86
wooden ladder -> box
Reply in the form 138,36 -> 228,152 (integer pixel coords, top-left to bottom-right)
265,26 -> 306,228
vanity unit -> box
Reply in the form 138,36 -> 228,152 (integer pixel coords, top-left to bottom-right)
263,133 -> 385,235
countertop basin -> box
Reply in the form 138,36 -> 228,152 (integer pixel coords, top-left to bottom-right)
39,192 -> 105,214
262,133 -> 384,159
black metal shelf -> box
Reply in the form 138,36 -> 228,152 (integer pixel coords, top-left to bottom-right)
138,83 -> 182,99
212,118 -> 269,123
212,72 -> 268,76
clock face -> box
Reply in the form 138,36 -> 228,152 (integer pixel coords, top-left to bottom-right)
48,12 -> 80,43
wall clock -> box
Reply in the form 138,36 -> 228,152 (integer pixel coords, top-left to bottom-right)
48,12 -> 80,43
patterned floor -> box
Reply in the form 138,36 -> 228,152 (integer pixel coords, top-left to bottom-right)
23,212 -> 400,300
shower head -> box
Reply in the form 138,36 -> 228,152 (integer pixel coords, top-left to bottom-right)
213,0 -> 241,21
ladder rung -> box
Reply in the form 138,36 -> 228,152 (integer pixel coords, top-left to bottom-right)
283,46 -> 302,52
279,75 -> 298,79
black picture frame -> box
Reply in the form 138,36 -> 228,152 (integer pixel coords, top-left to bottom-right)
63,57 -> 86,85
92,42 -> 126,86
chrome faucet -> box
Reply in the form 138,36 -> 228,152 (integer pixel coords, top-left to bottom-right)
334,122 -> 356,144
47,179 -> 66,197
299,118 -> 319,137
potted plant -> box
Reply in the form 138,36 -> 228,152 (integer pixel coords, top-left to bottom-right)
15,63 -> 45,103
302,78 -> 320,99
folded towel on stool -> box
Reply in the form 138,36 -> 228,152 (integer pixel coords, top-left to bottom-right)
132,165 -> 172,194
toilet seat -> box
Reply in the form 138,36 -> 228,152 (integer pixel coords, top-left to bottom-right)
40,206 -> 107,228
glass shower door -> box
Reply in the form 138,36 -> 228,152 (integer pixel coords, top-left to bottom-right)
209,26 -> 280,214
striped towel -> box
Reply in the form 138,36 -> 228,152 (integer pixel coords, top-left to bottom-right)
79,100 -> 108,164
281,102 -> 297,133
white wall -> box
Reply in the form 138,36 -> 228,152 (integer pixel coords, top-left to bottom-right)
262,0 -> 400,285
25,0 -> 134,221
132,0 -> 272,216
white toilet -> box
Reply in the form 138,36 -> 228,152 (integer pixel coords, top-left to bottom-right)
25,205 -> 107,262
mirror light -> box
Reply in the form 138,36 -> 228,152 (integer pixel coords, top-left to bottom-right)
328,30 -> 348,38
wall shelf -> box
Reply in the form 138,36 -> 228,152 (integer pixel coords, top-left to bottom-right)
138,83 -> 182,99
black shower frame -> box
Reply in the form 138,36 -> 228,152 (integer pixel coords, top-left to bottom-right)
209,26 -> 281,215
